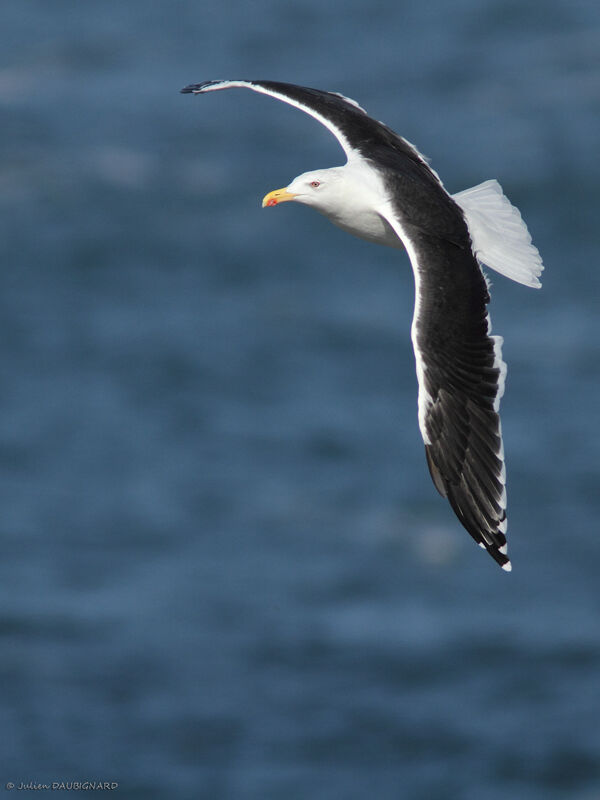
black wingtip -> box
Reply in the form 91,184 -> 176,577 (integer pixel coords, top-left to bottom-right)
180,80 -> 224,94
486,543 -> 512,572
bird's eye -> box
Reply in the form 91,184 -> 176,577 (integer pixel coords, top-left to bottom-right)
309,180 -> 321,188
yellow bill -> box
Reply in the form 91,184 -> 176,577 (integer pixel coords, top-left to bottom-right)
262,188 -> 296,207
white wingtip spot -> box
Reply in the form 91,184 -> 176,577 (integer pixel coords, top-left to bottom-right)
499,486 -> 507,509
499,461 -> 507,485
502,560 -> 512,572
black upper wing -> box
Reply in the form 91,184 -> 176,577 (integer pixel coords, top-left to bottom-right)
400,216 -> 509,569
181,79 -> 429,167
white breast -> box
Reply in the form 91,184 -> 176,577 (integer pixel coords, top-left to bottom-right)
315,160 -> 404,249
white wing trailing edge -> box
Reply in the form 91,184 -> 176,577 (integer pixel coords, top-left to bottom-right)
453,180 -> 544,289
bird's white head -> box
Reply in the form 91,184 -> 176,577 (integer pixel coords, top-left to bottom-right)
262,168 -> 345,212
261,163 -> 397,247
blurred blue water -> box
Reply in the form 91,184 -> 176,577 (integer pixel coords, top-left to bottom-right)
0,1 -> 599,798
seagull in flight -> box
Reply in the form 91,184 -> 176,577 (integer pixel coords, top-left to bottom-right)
181,79 -> 543,570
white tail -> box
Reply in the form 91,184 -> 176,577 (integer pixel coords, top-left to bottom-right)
453,180 -> 544,289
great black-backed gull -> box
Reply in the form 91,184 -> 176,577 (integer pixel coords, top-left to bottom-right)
181,79 -> 544,571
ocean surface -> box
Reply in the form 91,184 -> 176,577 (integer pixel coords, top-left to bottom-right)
1,1 -> 599,798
